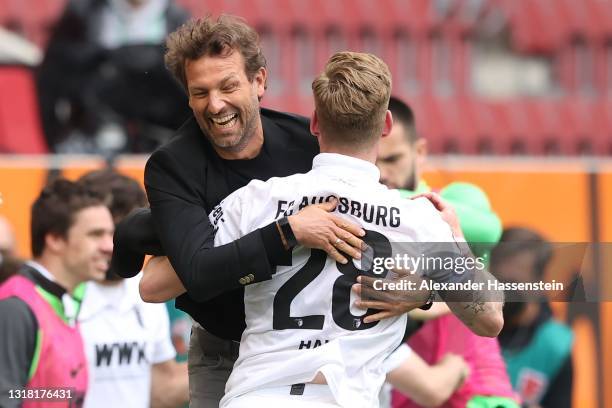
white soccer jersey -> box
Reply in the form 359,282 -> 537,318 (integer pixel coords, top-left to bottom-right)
214,153 -> 457,408
79,273 -> 176,408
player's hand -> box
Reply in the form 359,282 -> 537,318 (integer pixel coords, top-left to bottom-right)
352,268 -> 430,323
412,192 -> 463,239
288,198 -> 366,264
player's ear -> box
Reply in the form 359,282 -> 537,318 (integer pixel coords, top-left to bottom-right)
310,110 -> 320,138
381,110 -> 393,138
415,138 -> 428,157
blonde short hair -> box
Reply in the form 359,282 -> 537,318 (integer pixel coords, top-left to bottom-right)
312,51 -> 391,147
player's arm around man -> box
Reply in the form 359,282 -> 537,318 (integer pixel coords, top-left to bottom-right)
355,192 -> 504,337
428,191 -> 504,337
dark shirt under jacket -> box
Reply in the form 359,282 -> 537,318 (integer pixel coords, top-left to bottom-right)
144,108 -> 318,341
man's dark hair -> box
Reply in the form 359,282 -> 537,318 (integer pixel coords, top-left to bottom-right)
31,179 -> 106,258
388,96 -> 418,143
78,169 -> 147,223
490,227 -> 553,281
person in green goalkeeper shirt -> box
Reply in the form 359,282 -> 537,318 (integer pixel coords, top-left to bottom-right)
377,96 -> 519,408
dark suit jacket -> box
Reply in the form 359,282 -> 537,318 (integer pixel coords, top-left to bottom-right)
144,108 -> 318,340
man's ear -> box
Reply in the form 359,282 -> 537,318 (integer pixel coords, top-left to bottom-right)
45,233 -> 66,254
254,67 -> 267,98
310,110 -> 320,137
415,137 -> 428,157
381,110 -> 393,138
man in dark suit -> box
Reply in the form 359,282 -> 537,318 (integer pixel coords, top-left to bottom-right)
112,15 -> 368,407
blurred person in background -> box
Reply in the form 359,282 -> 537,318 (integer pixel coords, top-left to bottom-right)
491,227 -> 573,408
0,214 -> 17,256
0,179 -> 114,407
77,169 -> 188,408
389,307 -> 519,408
0,215 -> 22,284
375,96 -> 518,408
380,319 -> 470,408
0,254 -> 23,284
36,0 -> 190,155
377,97 -> 501,252
376,96 -> 426,194
165,301 -> 192,363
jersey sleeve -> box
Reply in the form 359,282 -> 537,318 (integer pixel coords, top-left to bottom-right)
382,343 -> 413,373
409,197 -> 457,243
211,178 -> 283,246
400,198 -> 474,284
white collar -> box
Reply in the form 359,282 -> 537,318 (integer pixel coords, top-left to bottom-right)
79,275 -> 141,321
311,153 -> 380,184
25,260 -> 56,282
26,260 -> 81,325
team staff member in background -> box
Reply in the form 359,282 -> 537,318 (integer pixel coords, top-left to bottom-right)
0,179 -> 114,407
77,169 -> 189,408
0,254 -> 22,284
111,15 -> 369,407
0,215 -> 21,284
491,228 -> 573,408
376,96 -> 502,253
374,97 -> 516,407
0,215 -> 16,257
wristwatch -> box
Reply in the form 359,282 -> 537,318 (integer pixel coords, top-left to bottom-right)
419,290 -> 436,310
277,217 -> 298,249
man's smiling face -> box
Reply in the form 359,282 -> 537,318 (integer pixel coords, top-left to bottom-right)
186,50 -> 266,153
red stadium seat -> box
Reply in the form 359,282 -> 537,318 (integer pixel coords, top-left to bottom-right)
466,100 -> 502,154
553,101 -> 583,155
0,0 -> 10,25
435,98 -> 458,154
438,97 -> 480,154
408,97 -> 443,154
486,102 -> 526,155
0,0 -> 66,48
0,66 -> 48,153
596,101 -> 612,155
419,97 -> 477,154
559,99 -> 607,155
517,100 -> 559,155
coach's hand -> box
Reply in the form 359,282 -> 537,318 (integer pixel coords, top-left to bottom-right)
288,198 -> 365,264
352,268 -> 431,323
